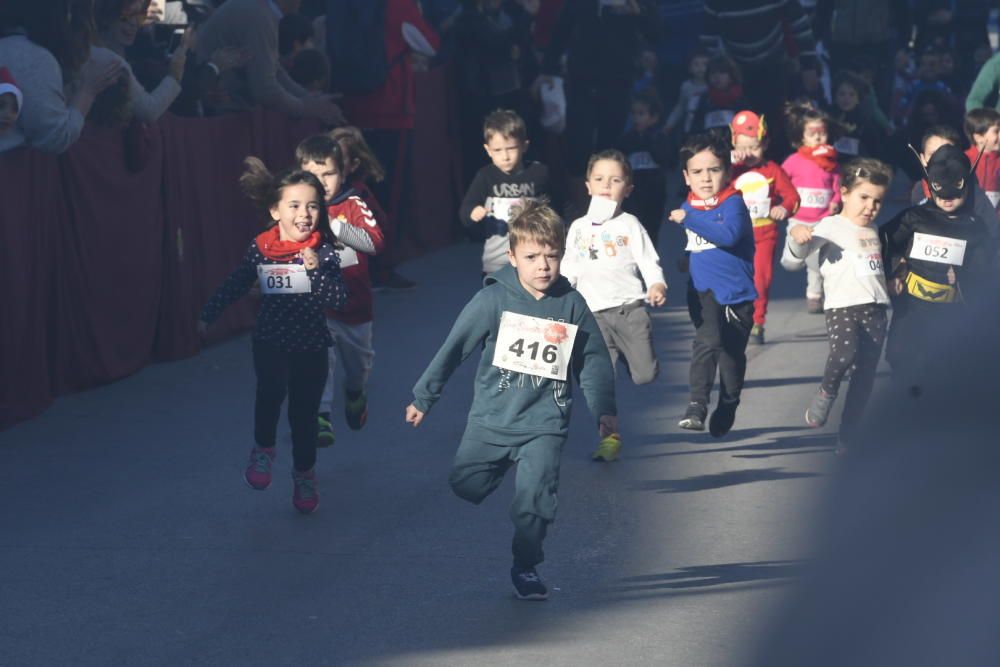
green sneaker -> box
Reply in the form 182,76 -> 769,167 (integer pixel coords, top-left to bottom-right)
317,412 -> 335,448
591,433 -> 622,462
345,391 -> 368,431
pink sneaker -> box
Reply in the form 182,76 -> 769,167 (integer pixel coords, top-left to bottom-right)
244,447 -> 276,490
292,469 -> 319,514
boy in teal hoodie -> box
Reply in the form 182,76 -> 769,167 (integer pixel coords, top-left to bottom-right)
406,202 -> 617,601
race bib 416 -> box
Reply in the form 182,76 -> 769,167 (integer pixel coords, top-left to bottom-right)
493,312 -> 579,381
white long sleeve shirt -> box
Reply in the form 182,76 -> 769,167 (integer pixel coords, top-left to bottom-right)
562,211 -> 667,313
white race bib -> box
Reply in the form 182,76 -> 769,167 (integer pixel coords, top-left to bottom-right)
987,191 -> 1000,208
685,229 -> 717,252
909,232 -> 967,266
337,246 -> 359,269
745,197 -> 772,220
257,264 -> 311,294
704,109 -> 734,129
493,312 -> 579,381
854,251 -> 884,277
628,151 -> 659,170
486,197 -> 524,223
834,136 -> 860,155
798,187 -> 833,210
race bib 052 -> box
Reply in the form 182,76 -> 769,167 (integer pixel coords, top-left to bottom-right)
909,232 -> 967,266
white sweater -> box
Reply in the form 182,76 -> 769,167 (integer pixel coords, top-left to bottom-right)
562,211 -> 667,312
84,46 -> 182,123
782,214 -> 890,310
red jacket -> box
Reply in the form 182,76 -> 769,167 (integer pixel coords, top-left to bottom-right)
326,190 -> 385,325
731,160 -> 800,224
342,0 -> 440,130
966,146 -> 1000,198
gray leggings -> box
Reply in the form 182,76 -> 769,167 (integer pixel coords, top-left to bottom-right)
822,304 -> 888,442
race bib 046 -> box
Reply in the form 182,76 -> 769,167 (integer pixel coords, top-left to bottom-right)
257,264 -> 311,294
493,312 -> 579,381
797,187 -> 833,210
685,228 -> 717,252
909,232 -> 967,266
854,251 -> 884,277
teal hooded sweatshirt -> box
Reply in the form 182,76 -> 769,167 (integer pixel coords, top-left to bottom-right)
412,265 -> 616,442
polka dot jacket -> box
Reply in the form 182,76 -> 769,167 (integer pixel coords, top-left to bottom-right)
200,241 -> 347,352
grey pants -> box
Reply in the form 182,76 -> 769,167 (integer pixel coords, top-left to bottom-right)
593,300 -> 659,385
449,425 -> 564,569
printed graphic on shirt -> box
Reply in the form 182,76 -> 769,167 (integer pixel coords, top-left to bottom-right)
486,196 -> 527,222
571,227 -> 632,261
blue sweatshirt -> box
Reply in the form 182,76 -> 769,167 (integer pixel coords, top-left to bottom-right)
682,195 -> 757,305
411,265 -> 616,442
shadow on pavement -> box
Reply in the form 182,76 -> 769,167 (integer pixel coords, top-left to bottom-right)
632,467 -> 822,494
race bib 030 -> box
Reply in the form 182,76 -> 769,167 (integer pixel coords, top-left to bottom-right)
909,232 -> 967,266
797,187 -> 833,210
257,264 -> 311,294
493,312 -> 579,381
685,228 -> 717,252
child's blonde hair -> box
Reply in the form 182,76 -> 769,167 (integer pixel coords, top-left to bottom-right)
509,200 -> 565,253
840,157 -> 893,192
329,126 -> 386,183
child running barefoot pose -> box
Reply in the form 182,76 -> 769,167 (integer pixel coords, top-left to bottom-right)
297,133 -> 385,446
406,202 -> 616,601
781,159 -> 893,453
670,132 -> 756,438
561,149 -> 667,462
730,111 -> 800,344
199,159 -> 346,514
782,101 -> 842,313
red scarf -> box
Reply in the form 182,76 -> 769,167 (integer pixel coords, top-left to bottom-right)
797,144 -> 838,172
707,84 -> 743,109
687,184 -> 740,210
254,226 -> 322,261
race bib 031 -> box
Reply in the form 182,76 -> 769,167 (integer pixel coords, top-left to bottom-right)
493,312 -> 579,381
909,232 -> 967,266
257,264 -> 311,294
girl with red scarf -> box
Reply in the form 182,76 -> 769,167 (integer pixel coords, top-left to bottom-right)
781,101 -> 842,313
692,55 -> 747,132
199,159 -> 347,515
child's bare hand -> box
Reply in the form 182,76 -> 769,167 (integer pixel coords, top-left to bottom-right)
598,415 -> 618,438
405,404 -> 424,427
789,224 -> 813,244
891,277 -> 905,295
471,205 -> 488,222
730,149 -> 749,165
947,266 -> 957,285
770,205 -> 788,221
668,209 -> 686,224
647,283 -> 667,307
300,247 -> 319,270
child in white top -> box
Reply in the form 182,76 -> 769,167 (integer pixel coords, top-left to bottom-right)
562,149 -> 667,461
782,158 -> 893,453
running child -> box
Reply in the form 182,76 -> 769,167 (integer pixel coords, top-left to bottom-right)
561,149 -> 667,462
781,158 -> 893,453
199,159 -> 347,514
669,132 -> 756,437
963,108 -> 1000,209
617,89 -> 671,246
908,125 -> 997,228
297,134 -> 385,447
781,101 -> 842,313
405,202 -> 616,601
730,111 -> 800,344
460,109 -> 550,275
664,49 -> 709,139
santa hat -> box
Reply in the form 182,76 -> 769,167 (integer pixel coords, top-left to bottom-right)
730,110 -> 766,142
0,67 -> 22,116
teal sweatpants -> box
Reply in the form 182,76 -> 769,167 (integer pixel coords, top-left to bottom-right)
448,425 -> 565,569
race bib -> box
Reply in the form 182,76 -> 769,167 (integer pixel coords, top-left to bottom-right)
704,109 -> 734,129
987,191 -> 1000,208
854,251 -> 884,277
834,136 -> 860,155
486,197 -> 524,223
909,232 -> 967,266
798,187 -> 833,209
685,229 -> 717,252
493,312 -> 579,381
745,197 -> 772,220
257,264 -> 311,294
628,151 -> 659,171
337,246 -> 359,269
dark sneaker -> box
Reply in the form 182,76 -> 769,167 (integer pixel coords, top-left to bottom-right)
510,566 -> 549,601
709,399 -> 739,438
244,447 -> 276,490
292,469 -> 319,514
805,388 -> 836,427
344,391 -> 368,431
317,412 -> 335,448
373,270 -> 416,292
807,297 -> 823,314
749,324 -> 765,345
678,402 -> 707,431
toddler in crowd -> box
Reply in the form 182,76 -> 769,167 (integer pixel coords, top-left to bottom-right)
460,109 -> 549,276
781,101 -> 842,313
199,159 -> 346,514
730,111 -> 800,344
830,71 -> 879,159
782,159 -> 893,453
963,108 -> 1000,209
561,149 -> 667,461
693,55 -> 745,132
664,49 -> 709,138
669,132 -> 756,438
297,134 -> 384,447
0,67 -> 21,136
617,88 -> 671,245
